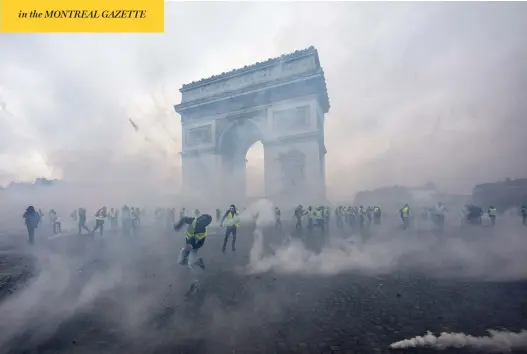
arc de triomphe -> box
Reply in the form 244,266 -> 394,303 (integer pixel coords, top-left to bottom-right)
174,46 -> 330,205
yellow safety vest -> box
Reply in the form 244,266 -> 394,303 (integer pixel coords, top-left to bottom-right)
401,207 -> 409,217
185,218 -> 208,240
226,211 -> 240,228
488,208 -> 497,216
95,210 -> 105,220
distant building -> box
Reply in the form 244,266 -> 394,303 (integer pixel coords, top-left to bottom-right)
472,178 -> 527,212
354,184 -> 469,212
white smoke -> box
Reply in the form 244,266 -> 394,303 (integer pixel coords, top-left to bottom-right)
236,199 -> 276,267
390,330 -> 527,352
240,201 -> 527,280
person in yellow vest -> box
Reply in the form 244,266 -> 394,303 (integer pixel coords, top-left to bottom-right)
314,206 -> 325,232
92,206 -> 107,236
400,204 -> 411,230
220,204 -> 240,253
174,214 -> 211,296
488,206 -> 497,226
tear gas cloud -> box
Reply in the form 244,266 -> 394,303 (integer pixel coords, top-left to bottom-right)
246,200 -> 527,282
390,330 -> 527,352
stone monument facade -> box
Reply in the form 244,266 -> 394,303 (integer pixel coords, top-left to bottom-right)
174,46 -> 330,205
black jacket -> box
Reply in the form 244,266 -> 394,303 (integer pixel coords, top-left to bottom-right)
174,216 -> 208,250
23,209 -> 41,229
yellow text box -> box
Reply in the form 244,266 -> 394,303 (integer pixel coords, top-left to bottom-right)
1,0 -> 164,33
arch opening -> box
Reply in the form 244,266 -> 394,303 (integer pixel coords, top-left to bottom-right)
245,141 -> 264,198
217,119 -> 264,202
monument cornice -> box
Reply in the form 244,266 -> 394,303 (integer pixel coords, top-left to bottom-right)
180,46 -> 318,91
264,131 -> 324,147
180,147 -> 217,157
175,71 -> 329,116
175,46 -> 330,114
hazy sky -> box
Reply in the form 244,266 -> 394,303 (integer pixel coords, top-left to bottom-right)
1,2 -> 526,199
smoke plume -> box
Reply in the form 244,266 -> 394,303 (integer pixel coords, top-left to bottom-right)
390,330 -> 527,352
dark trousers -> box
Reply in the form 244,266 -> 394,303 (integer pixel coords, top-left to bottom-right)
223,226 -> 237,251
490,215 -> 496,226
93,219 -> 104,236
27,226 -> 35,245
336,216 -> 343,228
123,219 -> 132,236
78,221 -> 90,234
402,217 -> 410,230
53,222 -> 61,234
295,217 -> 302,229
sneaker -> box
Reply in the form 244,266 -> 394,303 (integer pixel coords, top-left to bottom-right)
196,258 -> 205,270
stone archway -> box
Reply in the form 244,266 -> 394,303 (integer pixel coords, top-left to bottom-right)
174,46 -> 330,206
216,117 -> 265,203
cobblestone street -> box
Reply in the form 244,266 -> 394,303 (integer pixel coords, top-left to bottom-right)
1,223 -> 527,354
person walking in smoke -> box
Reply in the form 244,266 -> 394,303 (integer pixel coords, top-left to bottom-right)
70,209 -> 78,223
313,206 -> 325,233
400,204 -> 412,230
432,202 -> 447,232
294,205 -> 304,230
521,205 -> 527,226
130,207 -> 139,234
49,209 -> 58,235
78,208 -> 90,234
373,206 -> 382,225
122,205 -> 132,236
220,204 -> 240,253
174,214 -> 211,296
23,206 -> 41,245
109,207 -> 118,229
92,206 -> 107,236
335,206 -> 343,229
358,206 -> 366,230
488,205 -> 497,226
275,206 -> 282,229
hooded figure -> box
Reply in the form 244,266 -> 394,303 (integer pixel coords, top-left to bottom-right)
23,206 -> 41,244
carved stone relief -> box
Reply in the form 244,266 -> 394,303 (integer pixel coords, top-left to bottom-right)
185,125 -> 212,147
272,105 -> 309,133
278,150 -> 306,190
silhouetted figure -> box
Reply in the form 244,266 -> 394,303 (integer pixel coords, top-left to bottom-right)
23,206 -> 40,245
78,208 -> 90,234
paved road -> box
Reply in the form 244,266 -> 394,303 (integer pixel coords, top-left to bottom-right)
1,221 -> 526,354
